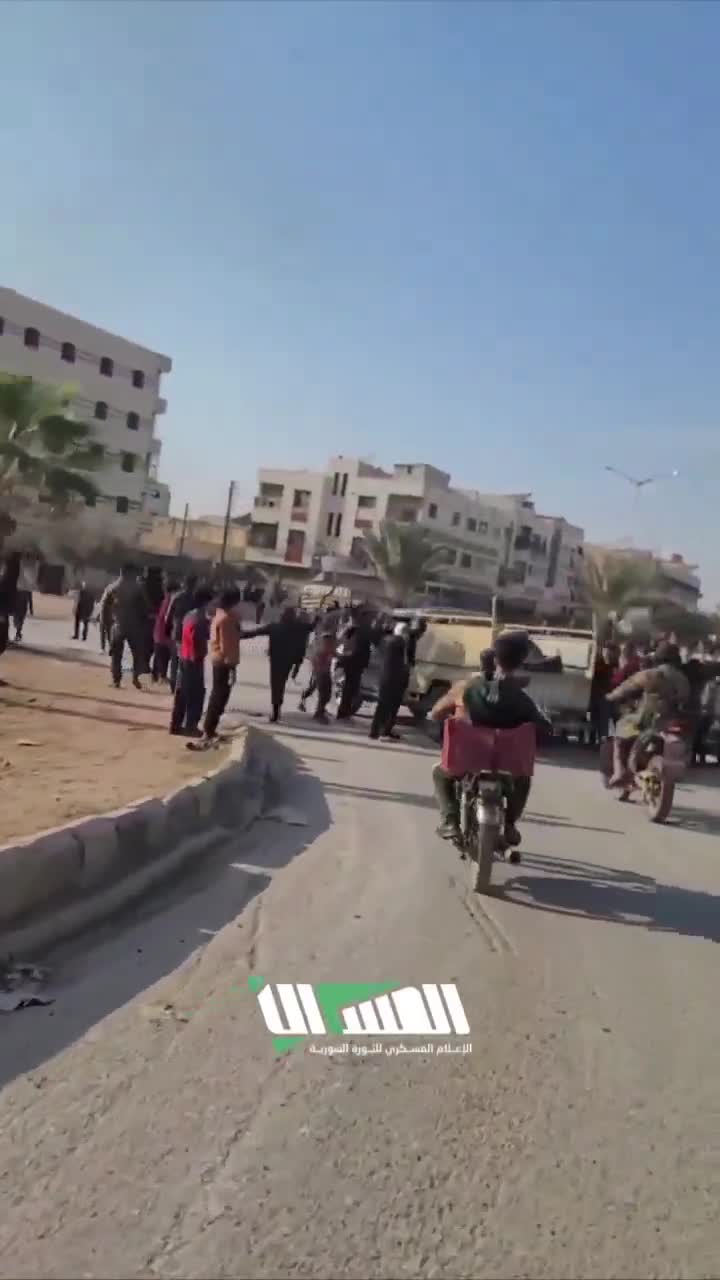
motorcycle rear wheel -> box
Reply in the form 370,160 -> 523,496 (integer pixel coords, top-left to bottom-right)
645,757 -> 675,824
469,822 -> 497,894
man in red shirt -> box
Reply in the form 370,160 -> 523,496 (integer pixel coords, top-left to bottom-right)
169,587 -> 213,736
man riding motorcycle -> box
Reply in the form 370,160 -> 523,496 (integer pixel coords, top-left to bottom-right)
430,630 -> 552,852
605,641 -> 690,788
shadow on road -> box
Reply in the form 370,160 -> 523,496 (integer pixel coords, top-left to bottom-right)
0,772 -> 331,1092
524,812 -> 622,836
501,852 -> 720,943
668,805 -> 720,836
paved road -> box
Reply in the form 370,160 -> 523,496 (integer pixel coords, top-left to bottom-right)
2,627 -> 720,1278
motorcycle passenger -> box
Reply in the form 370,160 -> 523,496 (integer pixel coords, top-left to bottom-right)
605,641 -> 690,787
429,630 -> 551,850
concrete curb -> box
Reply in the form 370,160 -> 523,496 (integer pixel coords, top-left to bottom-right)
0,726 -> 296,959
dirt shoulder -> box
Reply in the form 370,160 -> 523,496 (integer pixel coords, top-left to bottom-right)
0,649 -> 229,844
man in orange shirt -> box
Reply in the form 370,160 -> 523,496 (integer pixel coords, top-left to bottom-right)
202,587 -> 242,740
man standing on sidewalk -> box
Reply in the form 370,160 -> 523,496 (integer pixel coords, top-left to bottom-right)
202,587 -> 241,740
170,587 -> 213,736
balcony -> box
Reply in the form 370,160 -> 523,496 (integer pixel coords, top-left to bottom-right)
154,397 -> 168,415
291,507 -> 309,523
254,496 -> 282,510
354,517 -> 373,530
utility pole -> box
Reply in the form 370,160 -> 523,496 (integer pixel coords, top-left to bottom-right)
177,503 -> 190,557
219,480 -> 236,567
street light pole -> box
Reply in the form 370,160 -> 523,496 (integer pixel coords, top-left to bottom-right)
219,480 -> 236,567
603,466 -> 679,540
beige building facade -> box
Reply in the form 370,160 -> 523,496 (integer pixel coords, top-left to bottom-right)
0,287 -> 172,540
247,457 -> 584,613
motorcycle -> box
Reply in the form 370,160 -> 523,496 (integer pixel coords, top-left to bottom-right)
442,718 -> 537,894
599,720 -> 689,823
454,770 -> 519,894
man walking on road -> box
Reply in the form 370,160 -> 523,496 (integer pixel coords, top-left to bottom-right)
73,581 -> 95,642
103,564 -> 148,689
369,621 -> 411,740
202,587 -> 242,740
246,606 -> 303,723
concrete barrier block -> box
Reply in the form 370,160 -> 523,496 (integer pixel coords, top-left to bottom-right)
186,775 -> 217,820
162,786 -> 201,846
214,763 -> 254,827
113,798 -> 168,871
74,816 -> 121,890
0,829 -> 83,926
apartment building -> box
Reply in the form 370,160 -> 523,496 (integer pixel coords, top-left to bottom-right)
588,544 -> 702,611
0,287 -> 172,539
247,457 -> 584,613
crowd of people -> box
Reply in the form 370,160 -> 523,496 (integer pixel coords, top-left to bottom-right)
90,564 -> 428,746
589,634 -> 720,772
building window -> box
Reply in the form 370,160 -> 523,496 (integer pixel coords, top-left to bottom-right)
332,472 -> 339,496
466,517 -> 477,532
85,494 -> 96,508
452,512 -> 460,526
24,326 -> 40,349
94,401 -> 108,420
132,369 -> 145,389
326,512 -> 334,537
61,341 -> 76,363
121,453 -> 136,473
334,512 -> 343,537
460,553 -> 472,569
357,494 -> 376,509
428,503 -> 438,519
340,473 -> 349,498
116,496 -> 129,514
445,549 -> 457,566
126,411 -> 140,430
0,317 -> 4,335
479,520 -> 488,534
100,355 -> 114,377
401,508 -> 417,522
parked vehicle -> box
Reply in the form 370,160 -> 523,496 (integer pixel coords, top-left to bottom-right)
393,609 -> 594,736
599,721 -> 690,822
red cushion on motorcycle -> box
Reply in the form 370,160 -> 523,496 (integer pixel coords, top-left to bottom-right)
441,718 -> 537,778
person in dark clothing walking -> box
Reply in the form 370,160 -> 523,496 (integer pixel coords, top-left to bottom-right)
370,622 -> 411,740
73,582 -> 95,641
336,613 -> 373,719
104,564 -> 149,689
202,587 -> 241,740
246,606 -> 302,722
170,587 -> 213,736
166,574 -> 198,691
0,551 -> 20,656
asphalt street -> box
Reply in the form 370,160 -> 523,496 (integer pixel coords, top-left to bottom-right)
2,618 -> 720,1278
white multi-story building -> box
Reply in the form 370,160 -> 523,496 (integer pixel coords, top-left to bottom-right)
247,457 -> 584,614
0,287 -> 172,538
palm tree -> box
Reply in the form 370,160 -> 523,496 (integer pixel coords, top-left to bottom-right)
583,551 -> 663,641
0,374 -> 104,513
363,520 -> 449,604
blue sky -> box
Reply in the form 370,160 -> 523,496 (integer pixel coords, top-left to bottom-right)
2,1 -> 719,599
